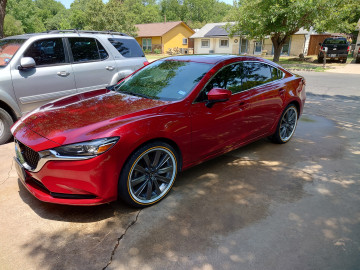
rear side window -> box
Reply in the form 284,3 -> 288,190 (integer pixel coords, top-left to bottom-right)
24,38 -> 66,66
270,66 -> 284,80
69,37 -> 108,62
241,62 -> 272,89
108,38 -> 144,58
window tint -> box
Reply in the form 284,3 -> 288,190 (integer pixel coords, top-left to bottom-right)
270,66 -> 284,80
108,38 -> 144,58
69,37 -> 108,62
241,62 -> 272,89
24,38 -> 65,66
198,62 -> 282,101
96,40 -> 109,60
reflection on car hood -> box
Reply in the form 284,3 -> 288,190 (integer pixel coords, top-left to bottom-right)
16,89 -> 170,146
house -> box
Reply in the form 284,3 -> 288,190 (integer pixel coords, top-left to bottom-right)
191,22 -> 317,56
135,21 -> 195,54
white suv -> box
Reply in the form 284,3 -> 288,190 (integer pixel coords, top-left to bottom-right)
0,30 -> 147,144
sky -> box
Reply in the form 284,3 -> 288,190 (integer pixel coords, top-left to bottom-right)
58,0 -> 234,9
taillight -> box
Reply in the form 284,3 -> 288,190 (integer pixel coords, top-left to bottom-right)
320,46 -> 324,51
143,61 -> 150,66
358,47 -> 360,53
347,46 -> 350,52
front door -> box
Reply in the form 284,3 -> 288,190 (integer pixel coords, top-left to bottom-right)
11,38 -> 77,114
190,62 -> 252,162
254,41 -> 262,55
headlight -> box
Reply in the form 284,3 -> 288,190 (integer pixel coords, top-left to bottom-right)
52,137 -> 119,157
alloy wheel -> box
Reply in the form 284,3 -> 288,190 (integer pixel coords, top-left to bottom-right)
128,147 -> 177,204
279,106 -> 298,142
0,119 -> 4,138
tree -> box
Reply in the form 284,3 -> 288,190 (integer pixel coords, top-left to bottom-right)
4,14 -> 24,36
229,0 -> 360,62
0,0 -> 7,37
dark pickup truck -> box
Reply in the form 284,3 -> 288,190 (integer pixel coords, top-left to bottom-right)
318,37 -> 350,63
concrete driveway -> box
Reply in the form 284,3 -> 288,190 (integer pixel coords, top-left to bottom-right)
0,73 -> 359,270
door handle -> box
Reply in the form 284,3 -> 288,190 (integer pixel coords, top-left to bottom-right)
57,71 -> 70,77
106,66 -> 115,71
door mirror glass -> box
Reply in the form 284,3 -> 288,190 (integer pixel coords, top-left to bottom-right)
19,57 -> 36,69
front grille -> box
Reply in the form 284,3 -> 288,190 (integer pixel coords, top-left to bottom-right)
17,140 -> 40,169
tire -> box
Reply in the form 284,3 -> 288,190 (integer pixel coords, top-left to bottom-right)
355,57 -> 360,64
317,57 -> 323,63
269,104 -> 298,144
118,141 -> 178,207
341,58 -> 347,64
0,108 -> 14,145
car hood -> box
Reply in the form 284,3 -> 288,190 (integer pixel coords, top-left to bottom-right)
14,89 -> 170,146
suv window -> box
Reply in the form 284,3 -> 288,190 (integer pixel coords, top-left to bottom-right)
108,38 -> 144,58
69,37 -> 108,62
0,39 -> 27,66
24,38 -> 66,66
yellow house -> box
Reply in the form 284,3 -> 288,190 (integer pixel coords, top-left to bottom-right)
135,21 -> 195,54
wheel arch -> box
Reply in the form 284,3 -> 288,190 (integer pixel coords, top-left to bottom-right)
0,100 -> 18,122
287,100 -> 300,118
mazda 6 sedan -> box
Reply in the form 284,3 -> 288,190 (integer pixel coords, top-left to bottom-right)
12,55 -> 306,207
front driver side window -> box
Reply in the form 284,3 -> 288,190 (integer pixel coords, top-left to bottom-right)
196,62 -> 243,102
23,38 -> 66,66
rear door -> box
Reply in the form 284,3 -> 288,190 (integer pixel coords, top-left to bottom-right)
241,62 -> 285,138
11,37 -> 77,113
67,37 -> 117,93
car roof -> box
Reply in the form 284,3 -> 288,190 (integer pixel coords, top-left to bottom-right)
2,30 -> 132,40
162,54 -> 274,65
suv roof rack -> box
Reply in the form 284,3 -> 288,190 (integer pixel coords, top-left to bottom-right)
45,29 -> 129,36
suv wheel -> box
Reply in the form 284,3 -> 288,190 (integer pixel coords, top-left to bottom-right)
0,108 -> 14,145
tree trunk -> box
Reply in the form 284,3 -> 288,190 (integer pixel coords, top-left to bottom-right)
0,0 -> 7,38
272,43 -> 282,62
271,34 -> 290,63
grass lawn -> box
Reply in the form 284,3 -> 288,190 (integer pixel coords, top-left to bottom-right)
145,53 -> 354,72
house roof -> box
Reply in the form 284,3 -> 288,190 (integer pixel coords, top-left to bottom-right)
135,21 -> 194,37
191,23 -> 318,38
191,22 -> 234,38
204,25 -> 230,37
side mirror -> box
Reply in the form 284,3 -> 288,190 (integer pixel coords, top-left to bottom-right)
318,42 -> 322,46
19,57 -> 36,70
206,88 -> 231,108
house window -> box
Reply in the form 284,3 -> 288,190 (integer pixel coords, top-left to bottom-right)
142,38 -> 152,52
201,39 -> 210,48
219,39 -> 229,47
183,38 -> 188,45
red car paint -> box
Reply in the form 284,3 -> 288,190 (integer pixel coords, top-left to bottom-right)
12,55 -> 306,205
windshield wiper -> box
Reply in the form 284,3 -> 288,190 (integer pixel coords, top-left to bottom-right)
118,90 -> 153,99
106,85 -> 117,91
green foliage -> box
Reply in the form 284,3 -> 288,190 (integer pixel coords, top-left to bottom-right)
4,14 -> 24,36
3,0 -> 234,37
228,0 -> 360,62
154,48 -> 162,54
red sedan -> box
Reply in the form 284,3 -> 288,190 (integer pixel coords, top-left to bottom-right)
12,55 -> 306,207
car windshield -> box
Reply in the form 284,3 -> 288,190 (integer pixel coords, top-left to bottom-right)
323,38 -> 347,45
0,39 -> 27,66
115,60 -> 212,101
